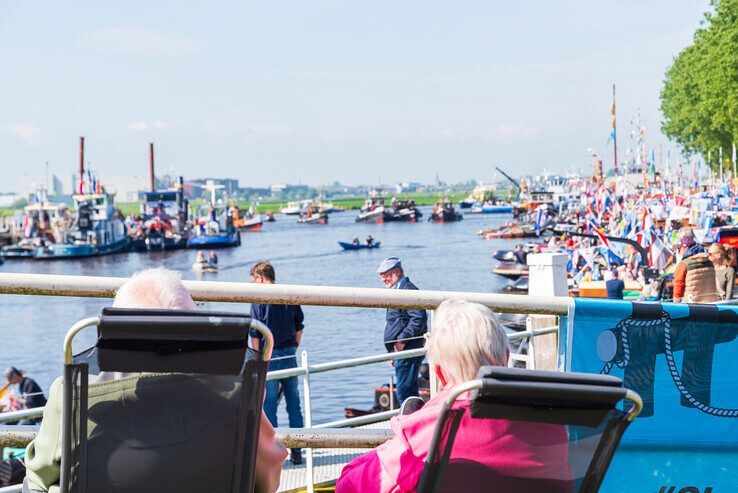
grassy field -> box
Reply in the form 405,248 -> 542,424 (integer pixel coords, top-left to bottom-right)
2,192 -> 471,218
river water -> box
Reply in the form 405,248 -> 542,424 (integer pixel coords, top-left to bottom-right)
0,207 -> 514,424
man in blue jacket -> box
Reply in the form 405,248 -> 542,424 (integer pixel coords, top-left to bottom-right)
377,257 -> 428,405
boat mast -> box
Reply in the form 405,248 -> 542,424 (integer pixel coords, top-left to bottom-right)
79,136 -> 85,194
149,142 -> 156,192
612,84 -> 618,175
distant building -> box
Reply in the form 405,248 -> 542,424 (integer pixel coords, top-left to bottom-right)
0,193 -> 22,208
20,173 -> 65,196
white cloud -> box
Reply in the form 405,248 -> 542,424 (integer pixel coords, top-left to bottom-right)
3,123 -> 41,145
480,123 -> 538,141
126,120 -> 168,132
88,26 -> 205,56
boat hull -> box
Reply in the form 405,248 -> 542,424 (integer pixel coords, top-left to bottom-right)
33,238 -> 132,259
187,232 -> 241,249
130,235 -> 188,252
491,263 -> 529,280
298,214 -> 328,225
0,246 -> 36,259
338,241 -> 381,250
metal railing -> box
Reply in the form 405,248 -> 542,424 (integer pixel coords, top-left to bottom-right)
0,272 -> 571,314
0,272 -> 567,492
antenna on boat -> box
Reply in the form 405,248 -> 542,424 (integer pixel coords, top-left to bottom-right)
79,136 -> 85,192
149,142 -> 156,192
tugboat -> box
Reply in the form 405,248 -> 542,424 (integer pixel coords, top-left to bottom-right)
188,181 -> 241,249
33,138 -> 131,259
355,196 -> 422,223
429,200 -> 463,222
34,192 -> 130,259
1,198 -> 71,259
297,203 -> 328,225
130,146 -> 189,251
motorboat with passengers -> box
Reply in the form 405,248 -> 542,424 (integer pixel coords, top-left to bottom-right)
129,178 -> 189,251
188,181 -> 241,249
231,204 -> 263,231
297,203 -> 329,225
1,200 -> 71,259
355,196 -> 422,223
429,200 -> 463,222
33,192 -> 130,259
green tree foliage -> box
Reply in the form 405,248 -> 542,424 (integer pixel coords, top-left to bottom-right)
661,0 -> 738,170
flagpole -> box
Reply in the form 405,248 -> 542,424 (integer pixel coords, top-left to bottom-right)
612,84 -> 618,175
720,147 -> 724,182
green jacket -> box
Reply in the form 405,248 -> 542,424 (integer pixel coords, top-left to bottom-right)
25,373 -> 252,492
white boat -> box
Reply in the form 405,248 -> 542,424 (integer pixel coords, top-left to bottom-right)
280,200 -> 310,215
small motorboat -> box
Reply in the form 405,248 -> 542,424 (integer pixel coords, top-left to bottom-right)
234,214 -> 263,232
298,212 -> 328,225
339,241 -> 381,250
191,260 -> 218,273
265,212 -> 276,222
491,262 -> 529,279
298,203 -> 329,225
499,277 -> 529,294
429,200 -> 463,222
479,224 -> 538,239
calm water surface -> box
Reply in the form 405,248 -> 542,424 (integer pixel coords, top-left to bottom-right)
0,207 -> 516,424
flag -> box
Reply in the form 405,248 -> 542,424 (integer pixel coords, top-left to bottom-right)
650,230 -> 672,270
535,206 -> 546,236
589,219 -> 623,263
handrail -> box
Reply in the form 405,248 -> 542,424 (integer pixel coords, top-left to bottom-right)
0,425 -> 394,449
0,272 -> 571,314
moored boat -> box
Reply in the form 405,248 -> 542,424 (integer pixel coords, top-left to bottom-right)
1,201 -> 71,259
33,192 -> 130,259
479,224 -> 538,239
298,203 -> 329,224
356,196 -> 422,223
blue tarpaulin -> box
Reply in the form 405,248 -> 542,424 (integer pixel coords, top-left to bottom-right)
562,299 -> 738,491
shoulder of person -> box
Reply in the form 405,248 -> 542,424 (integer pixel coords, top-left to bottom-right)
400,279 -> 419,291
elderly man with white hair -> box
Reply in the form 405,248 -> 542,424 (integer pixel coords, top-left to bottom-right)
336,298 -> 571,493
23,267 -> 287,493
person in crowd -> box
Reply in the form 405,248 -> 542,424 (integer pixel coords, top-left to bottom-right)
352,237 -> 360,245
2,368 -> 46,425
209,251 -> 218,265
708,243 -> 736,301
673,235 -> 719,303
249,261 -> 305,465
24,267 -> 287,493
605,269 -> 625,300
336,299 -> 571,492
366,235 -> 374,246
376,257 -> 427,405
513,244 -> 527,265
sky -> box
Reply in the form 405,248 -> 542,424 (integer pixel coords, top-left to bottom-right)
0,1 -> 711,192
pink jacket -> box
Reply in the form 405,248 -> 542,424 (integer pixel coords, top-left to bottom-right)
336,390 -> 572,493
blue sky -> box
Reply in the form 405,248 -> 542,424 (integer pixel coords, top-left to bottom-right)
0,1 -> 710,191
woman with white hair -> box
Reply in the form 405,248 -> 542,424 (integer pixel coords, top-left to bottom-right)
336,298 -> 571,493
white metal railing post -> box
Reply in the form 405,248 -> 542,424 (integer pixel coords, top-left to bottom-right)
389,376 -> 395,411
301,350 -> 314,493
429,309 -> 438,396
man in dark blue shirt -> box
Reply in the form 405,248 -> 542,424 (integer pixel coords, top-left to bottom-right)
377,257 -> 428,405
3,367 -> 47,424
248,261 -> 305,465
605,269 -> 625,300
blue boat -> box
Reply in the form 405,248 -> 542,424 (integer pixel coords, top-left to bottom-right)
481,204 -> 513,213
33,193 -> 131,259
338,241 -> 381,250
187,181 -> 241,249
